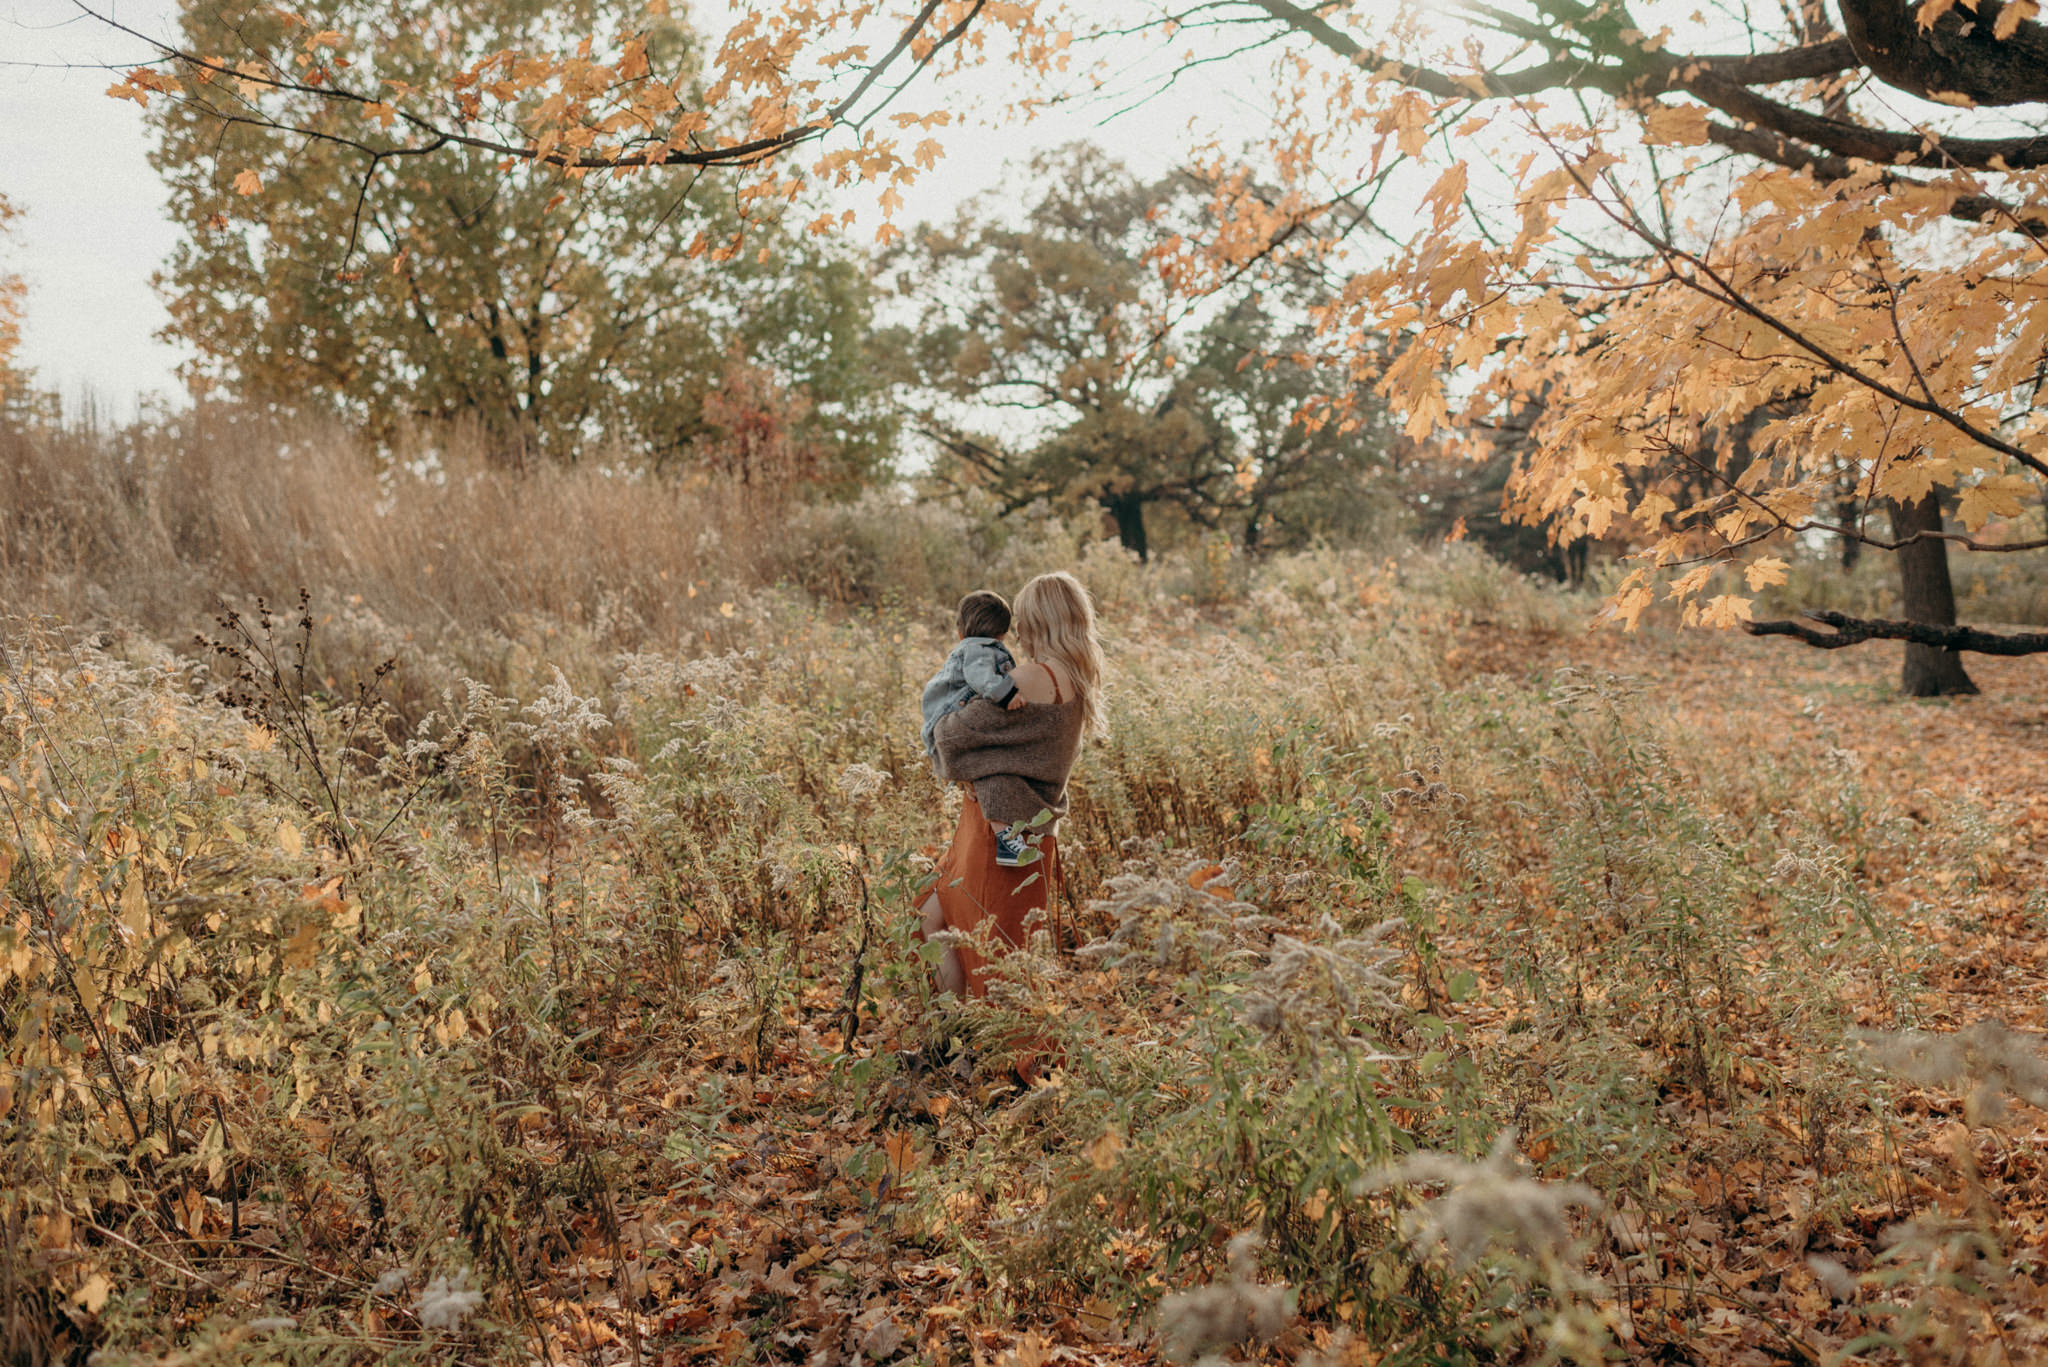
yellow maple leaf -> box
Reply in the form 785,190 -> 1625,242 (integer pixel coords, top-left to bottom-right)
1634,491 -> 1677,527
1699,594 -> 1753,629
1995,0 -> 2039,39
233,169 -> 264,197
1642,102 -> 1709,147
1743,556 -> 1789,590
1666,564 -> 1715,601
1876,459 -> 1950,505
1955,473 -> 2035,531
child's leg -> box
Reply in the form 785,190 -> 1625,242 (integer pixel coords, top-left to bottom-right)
975,777 -> 1046,866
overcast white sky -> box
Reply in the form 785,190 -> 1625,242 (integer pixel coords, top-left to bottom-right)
2,0 -> 186,414
0,1 -> 1260,416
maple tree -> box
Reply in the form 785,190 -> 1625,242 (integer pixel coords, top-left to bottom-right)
1122,0 -> 2048,695
96,0 -> 1065,230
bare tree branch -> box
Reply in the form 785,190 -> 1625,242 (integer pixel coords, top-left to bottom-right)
78,0 -> 977,172
1242,0 -> 2048,169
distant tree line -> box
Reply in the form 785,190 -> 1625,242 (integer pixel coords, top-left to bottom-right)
141,4 -> 1415,559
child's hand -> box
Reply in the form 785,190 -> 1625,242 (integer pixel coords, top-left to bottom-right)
1006,694 -> 1027,711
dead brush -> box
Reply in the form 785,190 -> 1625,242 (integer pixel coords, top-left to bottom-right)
1155,1233 -> 1294,1364
1239,917 -> 1405,1055
196,588 -> 397,872
981,849 -> 1455,1333
1356,1130 -> 1603,1272
1073,851 -> 1278,974
7,495 -> 2024,1362
1822,1021 -> 2048,1362
1353,1131 -> 1611,1365
1859,1019 -> 2048,1126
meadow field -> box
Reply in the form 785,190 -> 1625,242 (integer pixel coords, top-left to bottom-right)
4,415 -> 2047,1366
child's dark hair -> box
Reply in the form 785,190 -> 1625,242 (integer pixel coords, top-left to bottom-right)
957,590 -> 1012,639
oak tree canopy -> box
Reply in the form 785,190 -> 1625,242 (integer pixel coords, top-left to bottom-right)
889,146 -> 1389,559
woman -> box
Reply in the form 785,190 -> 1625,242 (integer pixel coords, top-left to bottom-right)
920,570 -> 1106,1000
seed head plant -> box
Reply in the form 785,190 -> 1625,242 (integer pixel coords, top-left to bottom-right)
1156,1233 -> 1294,1365
1358,1132 -> 1607,1364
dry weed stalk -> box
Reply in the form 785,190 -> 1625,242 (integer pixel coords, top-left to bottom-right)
1358,1130 -> 1602,1271
1859,1020 -> 2048,1125
1156,1233 -> 1293,1365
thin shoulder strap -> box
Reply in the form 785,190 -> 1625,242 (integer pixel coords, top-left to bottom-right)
1025,659 -> 1067,703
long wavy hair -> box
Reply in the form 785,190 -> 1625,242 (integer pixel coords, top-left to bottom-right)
1013,571 -> 1106,739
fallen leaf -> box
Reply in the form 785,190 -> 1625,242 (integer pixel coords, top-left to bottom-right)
860,1314 -> 906,1359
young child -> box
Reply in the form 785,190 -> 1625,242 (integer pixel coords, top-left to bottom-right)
920,590 -> 1038,866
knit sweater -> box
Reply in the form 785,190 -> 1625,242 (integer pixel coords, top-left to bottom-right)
931,694 -> 1085,828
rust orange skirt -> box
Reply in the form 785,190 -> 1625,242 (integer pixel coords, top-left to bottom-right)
924,790 -> 1059,999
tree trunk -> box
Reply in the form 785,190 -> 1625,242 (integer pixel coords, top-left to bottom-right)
1103,491 -> 1150,562
1564,538 -> 1589,589
1888,494 -> 1978,696
1836,493 -> 1862,571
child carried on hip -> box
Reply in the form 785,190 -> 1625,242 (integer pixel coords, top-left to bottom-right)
920,590 -> 1040,866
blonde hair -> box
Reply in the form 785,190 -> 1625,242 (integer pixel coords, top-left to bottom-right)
1013,571 -> 1106,739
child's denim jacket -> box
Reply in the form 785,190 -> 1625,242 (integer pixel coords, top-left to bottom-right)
920,636 -> 1017,774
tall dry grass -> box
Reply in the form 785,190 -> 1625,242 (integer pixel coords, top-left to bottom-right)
4,407 -> 769,631
0,407 -> 1104,713
9,408 -> 2034,1363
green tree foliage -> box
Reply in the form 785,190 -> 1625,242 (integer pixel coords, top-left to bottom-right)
1189,293 -> 1396,554
889,146 -> 1388,559
149,0 -> 888,476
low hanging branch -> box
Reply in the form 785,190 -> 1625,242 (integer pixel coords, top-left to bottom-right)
87,0 -> 1002,174
1744,608 -> 2048,655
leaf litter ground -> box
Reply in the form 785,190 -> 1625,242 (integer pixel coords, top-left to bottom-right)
560,626 -> 2048,1367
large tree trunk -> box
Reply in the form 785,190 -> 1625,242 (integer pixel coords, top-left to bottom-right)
1103,491 -> 1150,562
1564,538 -> 1589,589
1888,494 -> 1978,697
1836,491 -> 1862,571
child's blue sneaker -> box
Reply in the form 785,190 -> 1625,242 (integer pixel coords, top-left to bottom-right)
993,826 -> 1038,867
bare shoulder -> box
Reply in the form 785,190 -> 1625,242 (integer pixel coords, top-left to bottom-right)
1012,660 -> 1071,705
